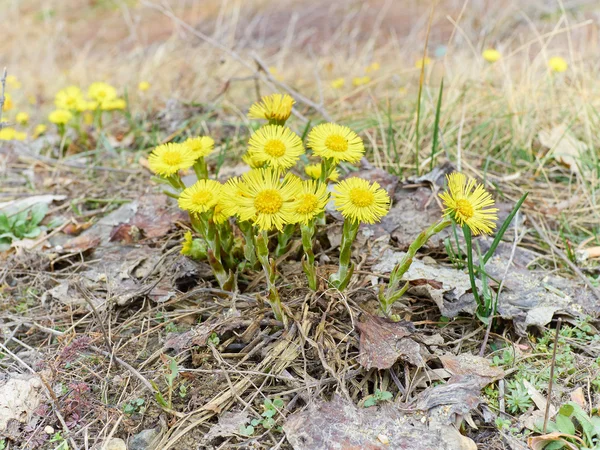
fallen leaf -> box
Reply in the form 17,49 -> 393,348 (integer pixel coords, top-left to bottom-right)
539,125 -> 587,175
203,411 -> 250,442
528,432 -> 580,450
570,387 -> 586,409
439,354 -> 504,384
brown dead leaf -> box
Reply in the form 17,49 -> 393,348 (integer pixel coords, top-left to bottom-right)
61,234 -> 102,253
570,387 -> 586,409
109,224 -> 142,243
539,125 -> 587,175
528,432 -> 580,450
440,354 -> 504,384
62,220 -> 94,235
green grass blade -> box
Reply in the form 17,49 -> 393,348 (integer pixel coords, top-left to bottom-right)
483,192 -> 528,265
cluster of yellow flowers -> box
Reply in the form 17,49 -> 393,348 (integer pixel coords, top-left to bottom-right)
49,82 -> 126,125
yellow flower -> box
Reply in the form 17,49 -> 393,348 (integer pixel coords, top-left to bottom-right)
247,125 -> 304,170
548,56 -> 568,73
33,124 -> 47,138
482,49 -> 501,63
439,172 -> 498,235
88,82 -> 117,103
248,93 -> 295,122
242,153 -> 264,168
55,86 -> 86,111
330,78 -> 345,89
221,177 -> 244,217
366,62 -> 380,73
237,168 -> 300,231
352,76 -> 371,86
6,75 -> 21,89
183,136 -> 214,159
333,177 -> 390,224
415,57 -> 432,69
307,123 -> 364,163
2,93 -> 13,111
212,201 -> 230,225
292,180 -> 330,224
100,98 -> 126,111
304,163 -> 340,182
147,143 -> 197,177
181,231 -> 194,255
178,179 -> 222,214
0,127 -> 16,140
48,109 -> 73,125
15,112 -> 29,125
138,81 -> 151,92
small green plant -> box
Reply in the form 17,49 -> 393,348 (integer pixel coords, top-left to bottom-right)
151,354 -> 179,410
50,431 -> 69,450
0,439 -> 6,450
505,380 -> 533,414
363,389 -> 394,408
492,348 -> 515,367
208,332 -> 220,346
240,398 -> 286,436
538,402 -> 600,449
123,397 -> 145,415
0,203 -> 48,250
164,321 -> 178,333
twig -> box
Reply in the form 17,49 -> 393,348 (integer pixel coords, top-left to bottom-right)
543,318 -> 562,433
530,217 -> 600,301
0,68 -> 7,129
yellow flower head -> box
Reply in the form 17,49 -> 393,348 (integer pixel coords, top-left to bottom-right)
221,176 -> 245,217
0,127 -> 16,140
415,57 -> 432,69
308,123 -> 364,163
237,168 -> 300,231
181,231 -> 194,255
248,93 -> 295,122
330,78 -> 345,89
352,76 -> 371,87
247,125 -> 304,170
148,143 -> 197,177
292,180 -> 330,224
6,75 -> 21,89
333,177 -> 390,224
439,172 -> 498,235
304,163 -> 340,182
482,49 -> 501,63
88,82 -> 118,103
183,136 -> 214,159
15,112 -> 29,125
33,124 -> 47,138
548,56 -> 568,73
2,93 -> 14,111
366,62 -> 380,73
55,86 -> 86,111
100,98 -> 126,111
242,152 -> 264,168
138,81 -> 151,92
48,109 -> 73,125
212,201 -> 230,225
178,179 -> 222,214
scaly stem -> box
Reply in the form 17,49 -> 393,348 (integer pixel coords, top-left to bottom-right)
193,157 -> 208,180
329,219 -> 359,290
256,230 -> 286,325
193,213 -> 233,290
300,221 -> 318,290
380,218 -> 451,316
319,158 -> 333,184
238,221 -> 257,267
218,222 -> 236,270
275,223 -> 296,257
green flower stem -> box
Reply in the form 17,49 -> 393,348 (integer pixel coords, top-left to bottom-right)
192,213 -> 232,290
165,174 -> 186,192
256,230 -> 286,325
193,157 -> 208,180
275,223 -> 296,257
319,158 -> 333,184
300,221 -> 318,290
218,222 -> 236,270
329,219 -> 360,291
238,221 -> 257,267
462,225 -> 483,315
380,218 -> 451,316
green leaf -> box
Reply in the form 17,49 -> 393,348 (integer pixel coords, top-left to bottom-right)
262,409 -> 276,419
30,203 -> 48,226
22,227 -> 42,239
377,390 -> 393,401
238,425 -> 254,436
555,413 -> 576,435
272,398 -> 284,408
262,417 -> 276,429
559,404 -> 575,417
363,396 -> 377,408
250,419 -> 261,427
0,214 -> 9,232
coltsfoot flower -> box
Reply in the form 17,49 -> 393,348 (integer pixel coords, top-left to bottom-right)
304,163 -> 340,182
15,112 -> 29,125
247,125 -> 304,170
415,57 -> 432,69
6,75 -> 21,89
183,136 -> 214,159
148,143 -> 197,177
138,81 -> 151,92
0,127 -> 26,141
439,172 -> 498,235
100,98 -> 126,111
352,76 -> 371,86
248,93 -> 295,122
88,82 -> 117,103
178,179 -> 222,214
482,49 -> 501,63
237,168 -> 299,231
33,124 -> 47,138
55,86 -> 86,111
292,180 -> 329,224
3,93 -> 14,111
548,56 -> 568,73
333,177 -> 390,224
308,123 -> 364,164
48,109 -> 73,125
330,78 -> 345,89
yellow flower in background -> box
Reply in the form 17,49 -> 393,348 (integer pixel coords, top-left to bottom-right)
6,75 -> 21,89
181,231 -> 194,255
183,136 -> 214,159
15,112 -> 29,125
352,76 -> 371,87
366,62 -> 380,73
48,109 -> 73,125
307,123 -> 365,163
482,49 -> 501,63
304,163 -> 340,182
268,66 -> 284,81
88,82 -> 117,103
333,177 -> 390,224
0,127 -> 16,140
415,56 -> 432,69
28,95 -> 37,105
100,98 -> 126,111
178,179 -> 222,214
55,86 -> 86,111
292,180 -> 330,224
237,168 -> 299,231
439,172 -> 498,235
138,81 -> 151,92
248,93 -> 295,122
147,142 -> 197,177
247,125 -> 304,170
548,56 -> 568,73
2,93 -> 13,111
33,124 -> 47,138
330,78 -> 345,89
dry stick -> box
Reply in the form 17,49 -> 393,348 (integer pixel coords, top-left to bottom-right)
530,217 -> 600,301
0,68 -> 6,128
543,318 -> 562,434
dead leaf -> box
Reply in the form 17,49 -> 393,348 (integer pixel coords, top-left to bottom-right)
284,395 -> 476,450
570,387 -> 586,409
203,411 -> 250,442
440,354 -> 504,385
528,432 -> 580,450
0,194 -> 66,215
539,125 -> 587,175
